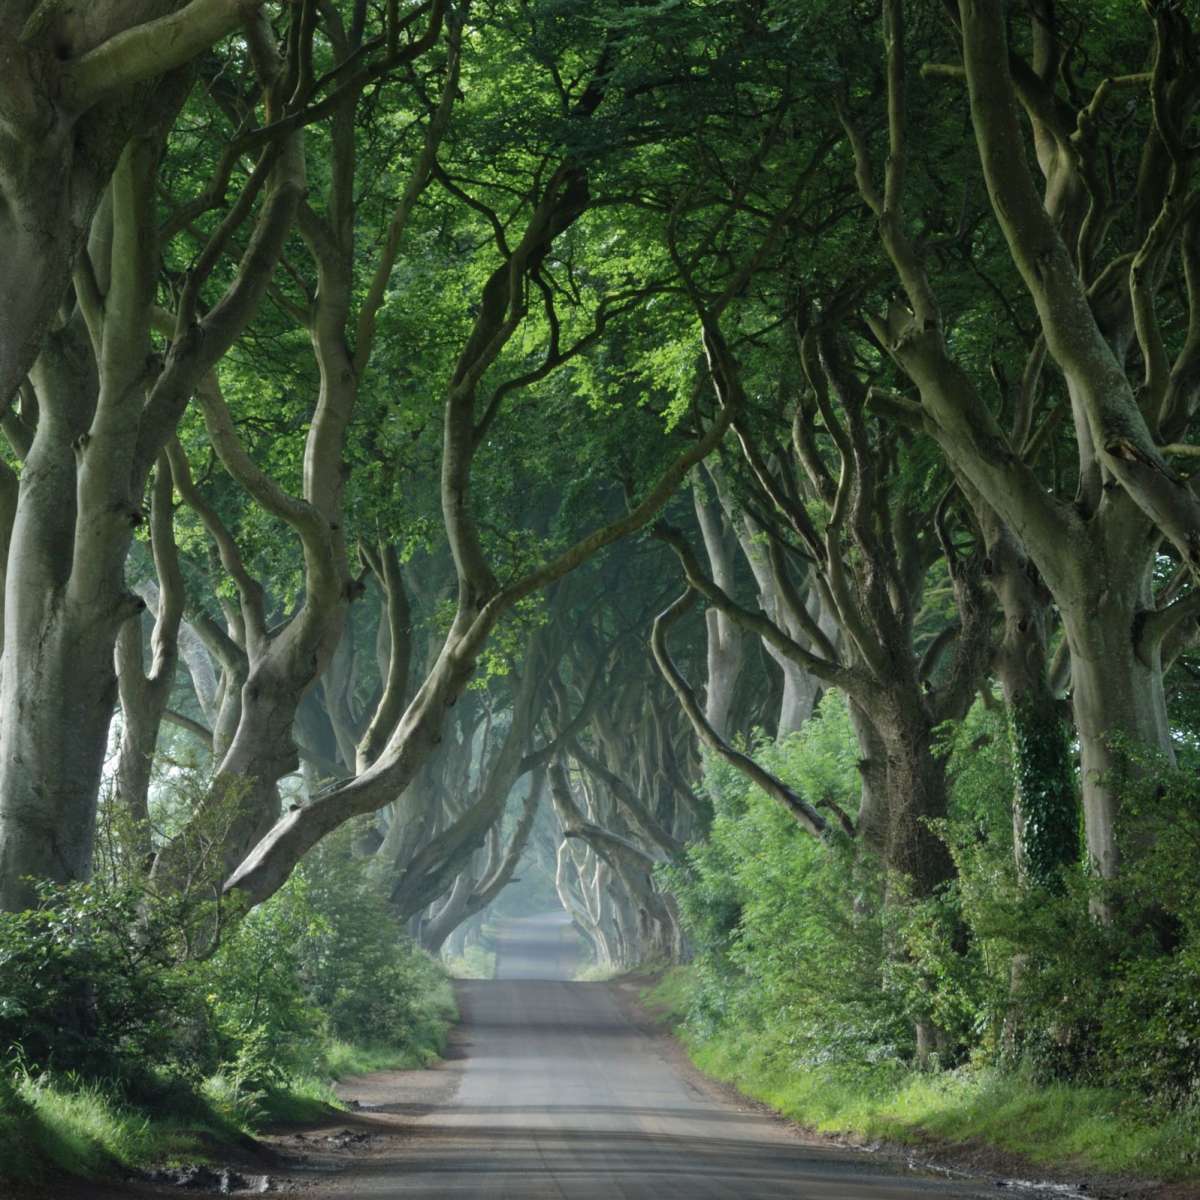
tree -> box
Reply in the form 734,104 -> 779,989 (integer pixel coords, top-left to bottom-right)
841,0 -> 1200,880
0,21 -> 302,910
0,0 -> 278,407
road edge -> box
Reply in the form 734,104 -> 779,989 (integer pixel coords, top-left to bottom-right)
604,974 -> 1197,1200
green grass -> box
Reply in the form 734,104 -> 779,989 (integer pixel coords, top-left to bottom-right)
576,956 -> 674,982
0,1021 -> 460,1186
643,965 -> 695,1017
574,963 -> 620,981
444,945 -> 496,979
322,1039 -> 434,1077
0,1071 -> 237,1184
647,969 -> 1200,1183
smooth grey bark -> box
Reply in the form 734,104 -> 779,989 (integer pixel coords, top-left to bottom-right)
659,315 -> 994,903
693,479 -> 743,739
551,760 -> 670,968
183,16 -> 731,917
357,542 -> 413,773
1065,589 -> 1171,880
0,44 -> 302,910
846,699 -> 890,857
420,769 -> 545,954
134,580 -> 220,729
388,629 -> 553,921
0,321 -> 110,909
114,460 -> 184,859
850,0 -> 1197,884
733,513 -> 831,736
708,463 -> 831,736
0,0 -> 270,410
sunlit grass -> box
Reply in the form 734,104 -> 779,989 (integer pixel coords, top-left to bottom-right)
574,963 -> 621,981
643,965 -> 695,1017
444,945 -> 496,979
694,1037 -> 1200,1178
1,1019 -> 460,1185
322,1038 -> 441,1077
648,968 -> 1200,1182
0,1071 -> 232,1182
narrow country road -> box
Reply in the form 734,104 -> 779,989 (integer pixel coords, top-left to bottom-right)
314,911 -> 1002,1199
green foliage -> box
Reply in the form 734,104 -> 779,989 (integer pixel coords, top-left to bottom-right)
669,697 -> 1200,1121
683,1023 -> 1200,1182
657,695 -> 1200,1183
0,811 -> 454,1183
664,696 -> 915,1070
0,882 -> 212,1086
936,733 -> 1200,1102
290,823 -> 455,1053
205,882 -> 327,1094
1006,694 -> 1079,888
0,1069 -> 36,1182
10,1073 -> 163,1178
444,945 -> 498,980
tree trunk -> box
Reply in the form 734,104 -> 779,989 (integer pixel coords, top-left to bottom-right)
847,700 -> 889,855
0,328 -> 121,911
877,700 -> 955,900
693,482 -> 743,739
1064,606 -> 1172,880
983,521 -> 1078,885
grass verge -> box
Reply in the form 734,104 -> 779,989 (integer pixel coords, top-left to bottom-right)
647,968 -> 1200,1184
0,1071 -> 238,1185
574,963 -> 620,981
444,945 -> 496,979
1,995 -> 458,1187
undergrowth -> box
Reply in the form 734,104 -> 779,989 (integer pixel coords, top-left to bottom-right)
0,816 -> 457,1187
444,945 -> 497,979
650,966 -> 1200,1181
650,698 -> 1200,1184
0,1026 -> 457,1188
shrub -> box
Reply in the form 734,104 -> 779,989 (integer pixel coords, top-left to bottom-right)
0,882 -> 213,1086
295,824 -> 453,1051
668,692 -> 1200,1109
0,822 -> 453,1126
664,696 -> 914,1071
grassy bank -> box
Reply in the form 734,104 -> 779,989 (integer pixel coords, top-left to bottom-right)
0,820 -> 460,1190
0,1007 -> 457,1187
0,1071 -> 237,1185
647,968 -> 1200,1184
444,944 -> 496,979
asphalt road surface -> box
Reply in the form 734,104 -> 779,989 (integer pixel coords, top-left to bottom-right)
318,911 -> 1004,1199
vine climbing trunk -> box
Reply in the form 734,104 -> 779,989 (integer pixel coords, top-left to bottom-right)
982,519 -> 1078,885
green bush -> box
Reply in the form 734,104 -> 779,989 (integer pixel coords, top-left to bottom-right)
206,875 -> 327,1091
940,732 -> 1200,1101
0,883 -> 213,1086
667,693 -> 1200,1110
0,815 -> 455,1179
663,696 -> 915,1071
294,825 -> 454,1052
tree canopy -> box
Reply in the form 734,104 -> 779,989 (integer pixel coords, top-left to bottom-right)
3,0 -> 1200,1171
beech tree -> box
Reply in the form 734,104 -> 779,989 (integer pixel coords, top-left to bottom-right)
0,0 -> 278,407
838,0 -> 1200,880
0,0 -> 738,918
0,15 -> 304,910
167,0 -> 739,914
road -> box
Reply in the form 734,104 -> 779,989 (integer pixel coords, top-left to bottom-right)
317,911 -> 1001,1199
